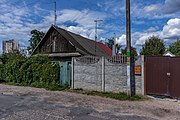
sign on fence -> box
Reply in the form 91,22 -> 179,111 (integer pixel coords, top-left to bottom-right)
135,66 -> 141,75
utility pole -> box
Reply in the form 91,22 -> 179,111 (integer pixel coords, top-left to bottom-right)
126,0 -> 135,96
54,1 -> 57,25
112,33 -> 116,56
94,19 -> 103,55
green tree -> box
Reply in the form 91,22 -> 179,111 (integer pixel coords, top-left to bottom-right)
28,30 -> 45,54
169,40 -> 180,56
105,39 -> 114,50
0,51 -> 26,64
121,47 -> 138,56
140,36 -> 165,56
105,39 -> 121,54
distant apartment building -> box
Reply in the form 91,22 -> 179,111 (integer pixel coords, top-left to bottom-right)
2,40 -> 19,53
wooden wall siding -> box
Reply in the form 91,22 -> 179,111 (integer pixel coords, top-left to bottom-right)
38,30 -> 76,54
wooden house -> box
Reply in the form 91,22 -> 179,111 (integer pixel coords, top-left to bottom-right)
32,25 -> 112,86
32,25 -> 111,57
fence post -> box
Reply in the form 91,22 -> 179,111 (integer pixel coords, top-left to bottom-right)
102,56 -> 105,92
141,55 -> 145,95
71,57 -> 74,89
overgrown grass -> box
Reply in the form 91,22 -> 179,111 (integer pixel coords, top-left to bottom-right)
4,82 -> 145,101
68,88 -> 145,101
5,82 -> 69,91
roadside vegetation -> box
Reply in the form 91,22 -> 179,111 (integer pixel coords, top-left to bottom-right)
0,51 -> 67,91
68,88 -> 145,101
0,52 -> 146,101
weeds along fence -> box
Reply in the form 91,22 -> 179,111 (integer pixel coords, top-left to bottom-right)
72,55 -> 128,93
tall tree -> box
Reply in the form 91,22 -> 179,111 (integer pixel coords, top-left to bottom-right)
28,30 -> 45,54
121,47 -> 138,56
169,39 -> 180,56
140,36 -> 165,56
105,39 -> 121,54
105,39 -> 114,50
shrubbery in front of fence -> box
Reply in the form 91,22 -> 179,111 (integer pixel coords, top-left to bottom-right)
0,53 -> 64,90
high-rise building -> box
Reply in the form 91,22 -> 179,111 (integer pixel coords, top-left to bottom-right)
2,40 -> 19,53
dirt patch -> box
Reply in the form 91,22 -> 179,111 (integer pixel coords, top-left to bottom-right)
0,84 -> 180,120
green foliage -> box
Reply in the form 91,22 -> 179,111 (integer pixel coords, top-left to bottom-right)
30,82 -> 67,91
5,59 -> 25,83
0,54 -> 63,90
169,40 -> 180,56
18,55 -> 59,85
105,38 -> 121,54
0,64 -> 5,81
121,47 -> 138,56
70,89 -> 145,101
0,51 -> 26,64
106,39 -> 114,50
28,30 -> 45,54
140,36 -> 165,56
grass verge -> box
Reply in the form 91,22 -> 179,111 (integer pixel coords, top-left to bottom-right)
3,82 -> 145,101
5,82 -> 68,91
68,88 -> 146,101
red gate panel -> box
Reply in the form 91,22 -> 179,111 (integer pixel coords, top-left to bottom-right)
169,58 -> 180,98
146,57 -> 170,96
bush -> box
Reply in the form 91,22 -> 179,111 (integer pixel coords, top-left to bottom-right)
0,64 -> 5,81
1,54 -> 62,89
18,55 -> 59,85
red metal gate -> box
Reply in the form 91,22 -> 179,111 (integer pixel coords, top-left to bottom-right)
146,56 -> 180,98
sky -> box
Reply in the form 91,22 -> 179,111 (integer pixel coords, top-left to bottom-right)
0,0 -> 180,53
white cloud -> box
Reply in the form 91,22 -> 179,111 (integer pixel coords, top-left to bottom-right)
131,0 -> 180,20
144,4 -> 161,13
0,2 -> 107,53
0,0 -> 179,55
57,9 -> 107,27
134,31 -> 161,45
117,34 -> 126,45
161,18 -> 180,39
146,26 -> 159,32
0,0 -> 5,4
97,0 -> 125,17
54,9 -> 106,40
118,18 -> 180,46
66,26 -> 93,38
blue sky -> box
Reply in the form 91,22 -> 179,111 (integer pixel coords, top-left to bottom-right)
0,0 -> 180,53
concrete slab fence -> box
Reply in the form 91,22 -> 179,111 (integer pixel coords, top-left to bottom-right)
71,55 -> 145,95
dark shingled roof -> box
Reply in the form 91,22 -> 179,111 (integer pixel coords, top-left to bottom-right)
33,25 -> 111,57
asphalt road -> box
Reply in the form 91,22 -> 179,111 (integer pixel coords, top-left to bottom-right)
0,93 -> 156,120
